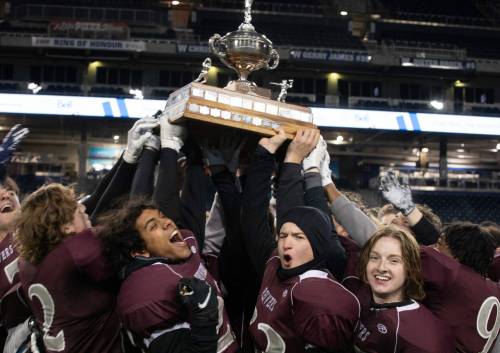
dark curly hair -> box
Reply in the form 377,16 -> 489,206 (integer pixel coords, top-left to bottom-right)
480,221 -> 500,248
441,222 -> 496,276
97,198 -> 157,273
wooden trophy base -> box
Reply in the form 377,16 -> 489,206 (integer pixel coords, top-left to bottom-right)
162,82 -> 316,139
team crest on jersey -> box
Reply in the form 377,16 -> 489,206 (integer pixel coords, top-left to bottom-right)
377,323 -> 387,334
190,245 -> 197,254
282,289 -> 288,298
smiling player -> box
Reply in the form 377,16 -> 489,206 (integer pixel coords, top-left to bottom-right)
342,226 -> 454,353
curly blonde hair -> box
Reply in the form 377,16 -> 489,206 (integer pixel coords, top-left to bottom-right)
15,184 -> 77,265
359,226 -> 425,301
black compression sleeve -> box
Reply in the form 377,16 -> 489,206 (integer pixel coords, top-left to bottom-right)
213,169 -> 255,287
82,155 -> 122,215
304,184 -> 332,217
241,145 -> 278,277
179,162 -> 208,248
410,215 -> 440,246
90,159 -> 137,223
153,148 -> 182,225
304,185 -> 347,280
130,148 -> 159,198
276,163 -> 304,222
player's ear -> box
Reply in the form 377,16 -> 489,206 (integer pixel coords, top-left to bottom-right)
60,222 -> 75,235
131,249 -> 150,258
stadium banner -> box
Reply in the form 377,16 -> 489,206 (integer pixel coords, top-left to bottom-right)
48,21 -> 129,40
289,49 -> 371,63
400,57 -> 476,71
312,107 -> 500,136
176,43 -> 210,55
32,37 -> 145,52
1,93 -> 500,136
0,93 -> 164,118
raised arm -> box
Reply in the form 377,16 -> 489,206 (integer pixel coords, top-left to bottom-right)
277,129 -> 320,221
130,134 -> 160,198
326,183 -> 377,247
82,155 -> 121,213
299,138 -> 347,279
380,170 -> 440,245
204,134 -> 245,260
241,130 -> 286,277
179,138 -> 208,248
153,113 -> 186,226
90,117 -> 158,222
0,123 -> 28,188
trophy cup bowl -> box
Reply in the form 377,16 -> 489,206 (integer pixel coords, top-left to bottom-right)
209,24 -> 279,84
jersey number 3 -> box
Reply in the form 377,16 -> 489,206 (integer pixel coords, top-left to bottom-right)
477,296 -> 500,353
28,283 -> 66,352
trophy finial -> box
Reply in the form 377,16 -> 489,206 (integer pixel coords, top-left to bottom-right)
239,0 -> 255,30
244,0 -> 253,24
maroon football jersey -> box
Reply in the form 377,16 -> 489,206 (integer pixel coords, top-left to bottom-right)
421,246 -> 500,353
488,253 -> 500,282
117,229 -> 238,353
340,238 -> 454,353
346,278 -> 453,353
249,254 -> 360,353
0,233 -> 30,328
19,228 -> 122,353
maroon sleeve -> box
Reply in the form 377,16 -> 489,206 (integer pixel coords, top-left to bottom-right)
118,265 -> 182,337
399,306 -> 455,353
488,254 -> 500,282
339,236 -> 361,280
291,278 -> 359,350
121,298 -> 180,336
420,246 -> 459,294
65,229 -> 114,282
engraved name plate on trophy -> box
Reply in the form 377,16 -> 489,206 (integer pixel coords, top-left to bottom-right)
162,0 -> 316,138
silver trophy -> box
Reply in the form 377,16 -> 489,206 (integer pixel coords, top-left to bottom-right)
161,0 -> 315,139
209,0 -> 279,92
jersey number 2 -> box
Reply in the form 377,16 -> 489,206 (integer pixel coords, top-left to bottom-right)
28,283 -> 66,352
477,296 -> 500,353
250,308 -> 286,353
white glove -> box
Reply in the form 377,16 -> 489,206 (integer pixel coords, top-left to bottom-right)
160,111 -> 186,152
123,117 -> 159,164
144,134 -> 160,151
320,147 -> 333,186
379,170 -> 415,215
302,136 -> 326,172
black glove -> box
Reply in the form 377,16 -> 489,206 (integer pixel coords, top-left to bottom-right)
0,124 -> 29,165
176,277 -> 218,322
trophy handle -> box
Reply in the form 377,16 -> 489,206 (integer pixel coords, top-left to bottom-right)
266,49 -> 280,70
209,34 -> 232,68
